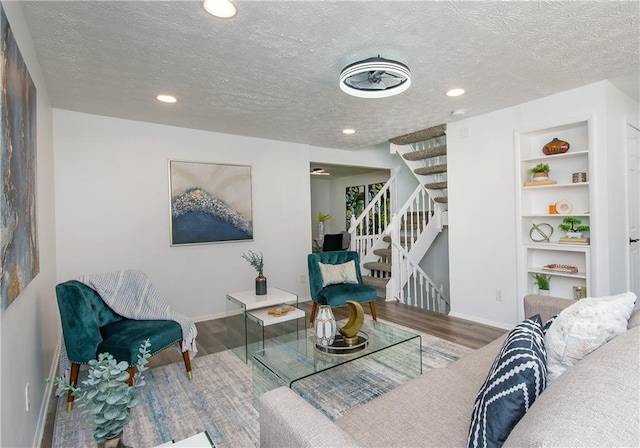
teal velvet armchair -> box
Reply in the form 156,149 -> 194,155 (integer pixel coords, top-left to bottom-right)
307,251 -> 378,326
55,280 -> 192,410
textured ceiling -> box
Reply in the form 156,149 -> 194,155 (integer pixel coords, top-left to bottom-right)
18,1 -> 640,150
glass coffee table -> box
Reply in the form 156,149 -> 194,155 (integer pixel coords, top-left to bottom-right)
252,319 -> 422,408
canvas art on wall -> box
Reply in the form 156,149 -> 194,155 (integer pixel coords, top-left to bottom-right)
169,160 -> 253,245
345,185 -> 365,229
368,182 -> 391,234
0,5 -> 39,310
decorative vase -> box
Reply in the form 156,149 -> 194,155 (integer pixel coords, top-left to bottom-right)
314,305 -> 336,347
318,221 -> 325,239
566,232 -> 582,238
538,289 -> 551,296
542,137 -> 570,155
255,273 -> 267,295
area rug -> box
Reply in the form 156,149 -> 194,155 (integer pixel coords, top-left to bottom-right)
52,320 -> 472,447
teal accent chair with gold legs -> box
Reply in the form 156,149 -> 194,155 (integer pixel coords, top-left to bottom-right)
55,280 -> 192,411
307,251 -> 378,326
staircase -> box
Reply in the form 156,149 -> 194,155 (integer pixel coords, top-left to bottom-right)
350,124 -> 450,314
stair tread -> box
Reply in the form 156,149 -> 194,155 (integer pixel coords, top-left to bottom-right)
414,164 -> 447,175
403,144 -> 447,161
389,124 -> 447,145
434,197 -> 448,203
373,248 -> 391,257
363,261 -> 392,272
362,276 -> 390,289
424,181 -> 448,189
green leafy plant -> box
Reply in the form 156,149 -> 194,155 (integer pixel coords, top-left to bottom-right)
242,250 -> 264,273
47,339 -> 151,444
558,217 -> 590,233
529,163 -> 550,174
531,273 -> 551,290
317,211 -> 332,223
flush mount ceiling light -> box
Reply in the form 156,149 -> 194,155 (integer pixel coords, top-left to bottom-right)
339,56 -> 411,98
203,0 -> 236,18
310,167 -> 330,176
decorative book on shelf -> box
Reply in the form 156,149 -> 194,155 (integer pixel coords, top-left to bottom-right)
558,237 -> 590,245
542,264 -> 579,274
523,180 -> 558,187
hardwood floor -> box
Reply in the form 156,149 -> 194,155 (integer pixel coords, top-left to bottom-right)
41,298 -> 505,447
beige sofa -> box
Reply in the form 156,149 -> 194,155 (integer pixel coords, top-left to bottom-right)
260,294 -> 639,447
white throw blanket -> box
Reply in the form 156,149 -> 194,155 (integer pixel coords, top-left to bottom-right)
57,269 -> 198,391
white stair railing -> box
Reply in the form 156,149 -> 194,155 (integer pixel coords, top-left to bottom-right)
389,238 -> 450,313
348,170 -> 399,261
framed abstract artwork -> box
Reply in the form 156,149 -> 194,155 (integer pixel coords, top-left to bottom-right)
0,4 -> 39,310
345,185 -> 365,229
368,182 -> 391,234
169,160 -> 253,245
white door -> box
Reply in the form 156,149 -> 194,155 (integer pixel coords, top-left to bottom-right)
628,124 -> 640,297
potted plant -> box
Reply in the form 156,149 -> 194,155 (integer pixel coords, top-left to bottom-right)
529,163 -> 550,182
242,250 -> 267,295
47,339 -> 152,447
532,273 -> 551,295
317,211 -> 332,238
558,217 -> 590,238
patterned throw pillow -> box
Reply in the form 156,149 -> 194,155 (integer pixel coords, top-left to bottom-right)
318,260 -> 358,287
468,315 -> 547,448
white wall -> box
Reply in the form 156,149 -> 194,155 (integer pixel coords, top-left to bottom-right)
0,3 -> 58,447
447,81 -> 639,328
53,110 -> 316,319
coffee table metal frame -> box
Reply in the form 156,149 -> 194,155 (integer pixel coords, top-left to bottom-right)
252,319 -> 422,407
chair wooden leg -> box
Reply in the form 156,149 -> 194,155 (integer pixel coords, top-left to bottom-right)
369,302 -> 378,321
66,363 -> 80,412
181,349 -> 193,380
309,302 -> 318,327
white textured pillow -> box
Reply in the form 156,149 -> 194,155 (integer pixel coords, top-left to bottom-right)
318,261 -> 358,287
545,292 -> 636,382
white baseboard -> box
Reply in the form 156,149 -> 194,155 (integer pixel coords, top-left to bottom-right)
34,342 -> 61,448
447,311 -> 514,331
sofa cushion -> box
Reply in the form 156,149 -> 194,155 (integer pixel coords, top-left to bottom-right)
545,291 -> 636,382
505,326 -> 640,447
468,315 -> 547,448
318,260 -> 358,287
337,368 -> 481,447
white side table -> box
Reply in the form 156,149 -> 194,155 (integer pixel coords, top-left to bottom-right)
226,287 -> 304,363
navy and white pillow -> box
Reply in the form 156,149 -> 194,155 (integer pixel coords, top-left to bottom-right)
468,315 -> 547,448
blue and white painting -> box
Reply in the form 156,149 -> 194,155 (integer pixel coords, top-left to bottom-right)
0,4 -> 39,310
169,161 -> 253,245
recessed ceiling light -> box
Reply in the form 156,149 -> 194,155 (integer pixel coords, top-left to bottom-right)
342,128 -> 356,135
451,109 -> 465,116
446,88 -> 465,97
203,0 -> 236,18
156,94 -> 177,103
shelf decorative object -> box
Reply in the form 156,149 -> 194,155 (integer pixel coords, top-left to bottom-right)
558,217 -> 589,239
543,264 -> 579,274
529,222 -> 553,242
542,138 -> 570,155
529,163 -> 550,182
242,250 -> 267,295
532,273 -> 551,295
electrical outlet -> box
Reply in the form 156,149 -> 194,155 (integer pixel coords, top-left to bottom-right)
24,383 -> 30,412
496,289 -> 503,302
